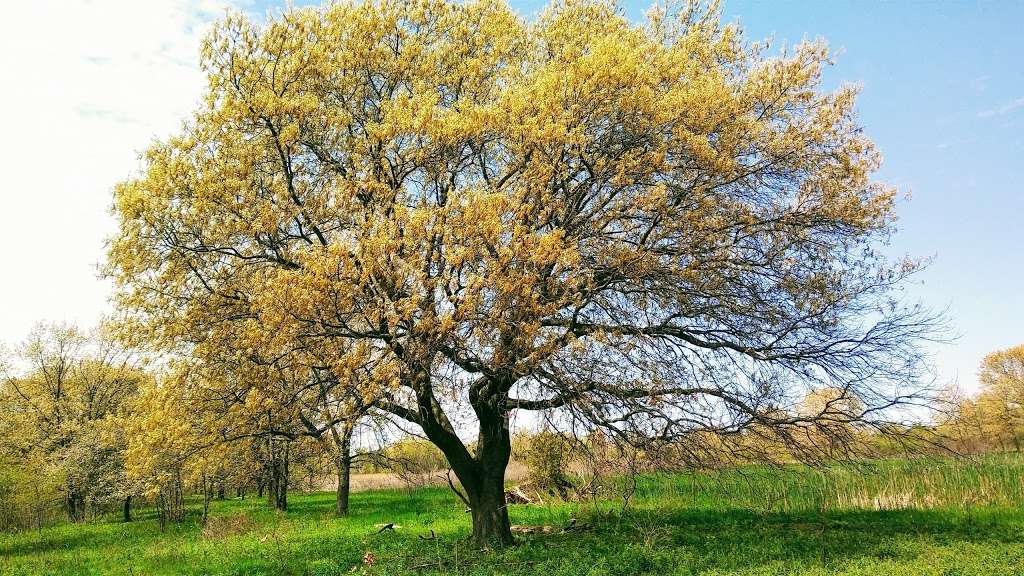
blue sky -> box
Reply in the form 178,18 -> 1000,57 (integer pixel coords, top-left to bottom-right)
555,1 -> 1024,393
709,1 -> 1024,393
256,0 -> 1024,392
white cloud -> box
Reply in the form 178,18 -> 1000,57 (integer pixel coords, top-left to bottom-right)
0,0 -> 244,346
978,96 -> 1024,118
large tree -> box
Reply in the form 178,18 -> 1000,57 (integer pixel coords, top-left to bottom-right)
108,0 -> 940,544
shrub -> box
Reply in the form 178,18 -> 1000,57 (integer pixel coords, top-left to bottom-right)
524,431 -> 575,499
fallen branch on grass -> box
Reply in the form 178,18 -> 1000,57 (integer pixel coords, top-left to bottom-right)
510,518 -> 591,535
504,486 -> 535,505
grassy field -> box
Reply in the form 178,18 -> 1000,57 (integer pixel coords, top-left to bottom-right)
3,456 -> 1024,575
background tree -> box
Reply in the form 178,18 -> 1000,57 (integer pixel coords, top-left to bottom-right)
975,344 -> 1024,450
108,0 -> 941,544
939,344 -> 1024,453
0,323 -> 144,523
120,340 -> 376,515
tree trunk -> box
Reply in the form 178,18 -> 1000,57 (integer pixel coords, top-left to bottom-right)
157,470 -> 185,528
403,366 -> 515,546
275,468 -> 288,511
266,471 -> 276,507
332,424 -> 354,516
266,438 -> 290,511
123,495 -> 132,522
456,384 -> 515,546
461,432 -> 513,546
65,488 -> 85,523
202,473 -> 213,526
467,472 -> 512,546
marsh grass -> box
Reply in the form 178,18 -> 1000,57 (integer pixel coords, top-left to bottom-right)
633,453 -> 1024,514
2,455 -> 1023,575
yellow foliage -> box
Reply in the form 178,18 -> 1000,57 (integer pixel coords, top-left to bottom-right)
104,0 -> 915,500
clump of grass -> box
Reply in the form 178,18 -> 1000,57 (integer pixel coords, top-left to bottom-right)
200,511 -> 255,540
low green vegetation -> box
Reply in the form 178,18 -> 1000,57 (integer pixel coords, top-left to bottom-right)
3,456 -> 1023,575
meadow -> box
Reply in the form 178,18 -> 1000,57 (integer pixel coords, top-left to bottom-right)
2,456 -> 1024,576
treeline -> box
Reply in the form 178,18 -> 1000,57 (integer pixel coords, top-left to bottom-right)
1,323 -> 1021,531
0,324 -> 349,530
938,344 -> 1024,455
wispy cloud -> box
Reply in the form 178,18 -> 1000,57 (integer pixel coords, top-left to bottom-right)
978,97 -> 1024,118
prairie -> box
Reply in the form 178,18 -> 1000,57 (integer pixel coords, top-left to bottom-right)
3,455 -> 1023,575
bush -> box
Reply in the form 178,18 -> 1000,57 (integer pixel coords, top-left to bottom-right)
524,431 -> 575,499
357,439 -> 448,481
0,461 -> 63,530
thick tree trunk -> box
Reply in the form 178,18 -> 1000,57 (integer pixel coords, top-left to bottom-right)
334,425 -> 353,516
401,366 -> 515,546
461,427 -> 513,546
459,381 -> 515,546
467,472 -> 512,546
123,495 -> 132,522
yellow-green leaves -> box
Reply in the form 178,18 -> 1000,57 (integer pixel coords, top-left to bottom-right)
106,0 -> 923,482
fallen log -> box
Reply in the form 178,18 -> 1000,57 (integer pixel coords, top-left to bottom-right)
504,486 -> 535,504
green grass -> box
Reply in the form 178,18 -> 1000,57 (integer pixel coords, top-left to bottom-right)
3,456 -> 1024,575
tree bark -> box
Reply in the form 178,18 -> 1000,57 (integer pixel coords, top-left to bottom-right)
333,424 -> 353,516
397,366 -> 515,546
446,381 -> 514,545
123,495 -> 132,523
201,472 -> 212,526
278,442 -> 289,510
467,471 -> 512,546
266,438 -> 290,511
65,488 -> 85,523
464,404 -> 514,546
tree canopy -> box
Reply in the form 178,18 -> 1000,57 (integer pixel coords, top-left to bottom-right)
107,0 -> 940,544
